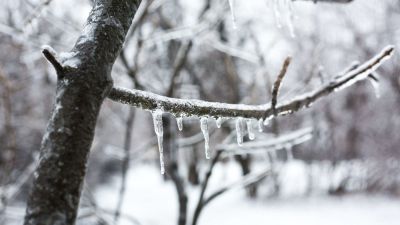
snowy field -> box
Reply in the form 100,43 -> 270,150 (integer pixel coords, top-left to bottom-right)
95,163 -> 400,225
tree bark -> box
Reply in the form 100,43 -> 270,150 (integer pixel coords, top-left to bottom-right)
24,1 -> 142,224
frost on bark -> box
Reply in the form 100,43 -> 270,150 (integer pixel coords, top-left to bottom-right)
24,0 -> 142,225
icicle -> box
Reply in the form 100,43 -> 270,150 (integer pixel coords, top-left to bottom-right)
368,76 -> 380,98
285,144 -> 294,160
236,117 -> 244,146
152,109 -> 165,174
228,0 -> 237,29
216,117 -> 223,128
273,0 -> 282,28
246,119 -> 255,140
200,117 -> 211,159
286,0 -> 296,38
258,118 -> 264,132
176,116 -> 183,131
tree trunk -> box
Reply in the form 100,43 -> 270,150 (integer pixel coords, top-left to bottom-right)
24,1 -> 142,224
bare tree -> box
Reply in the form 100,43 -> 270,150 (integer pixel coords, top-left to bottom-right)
21,0 -> 395,225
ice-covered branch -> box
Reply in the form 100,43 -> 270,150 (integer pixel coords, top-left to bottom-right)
108,46 -> 394,121
218,127 -> 312,155
203,169 -> 270,206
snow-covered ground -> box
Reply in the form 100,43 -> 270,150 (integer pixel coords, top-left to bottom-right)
95,163 -> 400,225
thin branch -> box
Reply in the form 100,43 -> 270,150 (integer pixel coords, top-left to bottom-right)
207,40 -> 259,64
113,108 -> 136,224
41,46 -> 63,74
166,41 -> 193,97
108,46 -> 395,120
203,169 -> 270,206
23,0 -> 54,29
271,57 -> 292,116
218,127 -> 313,155
178,126 -> 217,148
191,150 -> 223,225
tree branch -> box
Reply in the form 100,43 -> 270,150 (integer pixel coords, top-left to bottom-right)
108,46 -> 394,120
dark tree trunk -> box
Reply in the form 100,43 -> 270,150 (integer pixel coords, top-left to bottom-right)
24,1 -> 142,224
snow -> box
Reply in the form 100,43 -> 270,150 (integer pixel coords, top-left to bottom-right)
59,51 -> 80,69
94,163 -> 400,225
41,45 -> 57,56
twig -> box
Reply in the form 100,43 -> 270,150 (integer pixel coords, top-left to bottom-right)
202,169 -> 270,206
271,57 -> 292,116
166,41 -> 193,97
191,150 -> 223,225
41,46 -> 63,75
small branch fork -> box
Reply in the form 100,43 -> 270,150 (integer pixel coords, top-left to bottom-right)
108,46 -> 394,120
